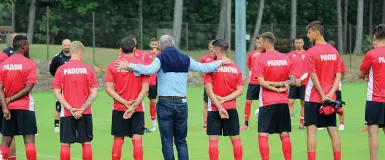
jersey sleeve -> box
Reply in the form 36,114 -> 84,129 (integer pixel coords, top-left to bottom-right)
204,73 -> 213,84
253,59 -> 265,78
88,68 -> 98,88
104,63 -> 114,83
335,53 -> 342,73
246,53 -> 252,69
360,52 -> 373,73
26,63 -> 37,84
306,52 -> 316,73
141,75 -> 150,83
0,65 -> 4,84
200,56 -> 205,63
237,68 -> 244,86
52,67 -> 62,89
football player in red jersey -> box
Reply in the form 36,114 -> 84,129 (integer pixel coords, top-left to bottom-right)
358,24 -> 385,160
205,39 -> 243,160
304,21 -> 342,160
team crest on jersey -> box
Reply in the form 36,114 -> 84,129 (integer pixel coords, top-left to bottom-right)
207,58 -> 211,61
302,54 -> 305,60
292,54 -> 296,57
379,57 -> 385,63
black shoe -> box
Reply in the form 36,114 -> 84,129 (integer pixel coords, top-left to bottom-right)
144,128 -> 152,133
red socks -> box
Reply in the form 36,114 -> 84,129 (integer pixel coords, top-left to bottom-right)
132,138 -> 143,160
232,139 -> 243,160
150,101 -> 156,121
25,143 -> 36,160
244,100 -> 252,122
82,143 -> 93,160
112,137 -> 124,160
300,117 -> 304,126
209,140 -> 219,160
308,152 -> 316,160
60,144 -> 71,160
258,136 -> 269,160
204,120 -> 207,127
333,151 -> 341,160
8,156 -> 16,160
280,135 -> 292,160
1,146 -> 9,160
340,122 -> 344,125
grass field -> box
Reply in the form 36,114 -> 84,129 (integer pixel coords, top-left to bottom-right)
7,82 -> 384,160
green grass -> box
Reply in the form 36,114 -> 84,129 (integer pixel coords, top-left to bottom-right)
9,83 -> 385,159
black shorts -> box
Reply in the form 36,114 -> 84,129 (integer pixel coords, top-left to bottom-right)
148,85 -> 157,99
203,88 -> 209,103
304,102 -> 337,127
1,110 -> 37,136
336,90 -> 342,101
288,85 -> 305,100
60,114 -> 93,143
0,109 -> 3,129
246,84 -> 260,100
258,104 -> 291,134
111,110 -> 144,138
55,100 -> 61,112
207,109 -> 240,136
365,101 -> 385,127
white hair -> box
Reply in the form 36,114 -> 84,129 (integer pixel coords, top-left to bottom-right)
159,35 -> 175,49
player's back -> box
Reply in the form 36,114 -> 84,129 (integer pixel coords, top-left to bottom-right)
106,56 -> 148,111
0,52 -> 8,63
200,54 -> 214,63
0,54 -> 37,110
205,62 -> 243,110
55,60 -> 96,109
258,50 -> 292,82
255,50 -> 292,106
307,44 -> 340,90
363,46 -> 385,102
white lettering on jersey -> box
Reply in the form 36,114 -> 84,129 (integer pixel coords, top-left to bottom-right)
3,64 -> 22,71
117,69 -> 129,73
379,57 -> 385,63
217,66 -> 238,74
320,54 -> 337,61
267,60 -> 288,66
64,68 -> 88,75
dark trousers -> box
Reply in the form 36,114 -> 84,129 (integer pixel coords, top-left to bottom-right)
157,98 -> 189,160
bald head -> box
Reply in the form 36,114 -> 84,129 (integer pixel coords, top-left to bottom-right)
62,39 -> 71,54
159,35 -> 175,49
70,41 -> 85,58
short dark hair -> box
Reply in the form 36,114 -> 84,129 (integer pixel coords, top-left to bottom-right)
306,21 -> 324,35
120,37 -> 135,53
212,39 -> 229,51
259,32 -> 276,44
295,35 -> 304,40
327,40 -> 336,47
150,38 -> 157,42
12,35 -> 28,50
373,24 -> 385,40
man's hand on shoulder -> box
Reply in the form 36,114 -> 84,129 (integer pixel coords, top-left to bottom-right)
115,59 -> 131,71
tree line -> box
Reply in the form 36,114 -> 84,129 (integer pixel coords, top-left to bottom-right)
0,0 -> 383,53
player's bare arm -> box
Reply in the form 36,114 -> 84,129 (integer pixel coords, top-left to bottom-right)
310,73 -> 326,100
205,83 -> 229,119
326,73 -> 342,99
78,88 -> 98,118
105,82 -> 132,106
258,77 -> 280,92
0,84 -> 10,120
124,82 -> 149,119
7,83 -> 34,103
358,71 -> 367,79
221,86 -> 244,103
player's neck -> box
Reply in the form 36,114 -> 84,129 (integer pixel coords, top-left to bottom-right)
63,52 -> 70,57
296,49 -> 304,53
376,41 -> 385,47
265,47 -> 275,51
315,36 -> 327,44
70,56 -> 81,60
122,53 -> 134,57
